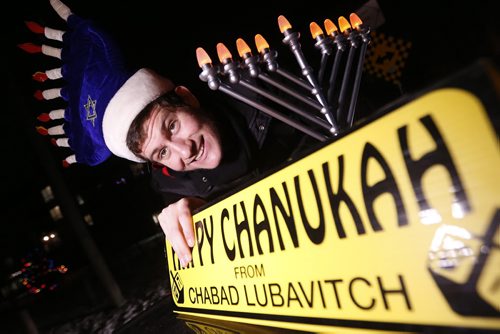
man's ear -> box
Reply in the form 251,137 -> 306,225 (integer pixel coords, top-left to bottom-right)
174,86 -> 200,108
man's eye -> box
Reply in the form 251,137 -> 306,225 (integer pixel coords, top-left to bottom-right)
169,120 -> 178,132
159,147 -> 169,159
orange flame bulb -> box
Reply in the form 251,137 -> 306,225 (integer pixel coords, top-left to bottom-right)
278,15 -> 292,33
236,38 -> 252,58
196,47 -> 212,67
309,22 -> 324,39
324,19 -> 338,35
349,13 -> 363,30
338,16 -> 351,33
216,43 -> 233,63
255,34 -> 270,54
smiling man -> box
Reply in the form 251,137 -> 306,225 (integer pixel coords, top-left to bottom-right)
130,87 -> 223,171
120,80 -> 312,268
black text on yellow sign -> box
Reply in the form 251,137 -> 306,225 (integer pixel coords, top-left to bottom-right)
166,88 -> 500,332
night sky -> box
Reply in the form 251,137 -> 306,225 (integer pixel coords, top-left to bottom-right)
2,0 -> 498,317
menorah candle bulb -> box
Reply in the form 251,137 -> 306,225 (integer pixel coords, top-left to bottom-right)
255,34 -> 278,72
216,42 -> 232,63
236,38 -> 260,77
349,12 -> 370,42
196,47 -> 220,90
310,21 -> 331,55
338,16 -> 352,35
216,42 -> 240,84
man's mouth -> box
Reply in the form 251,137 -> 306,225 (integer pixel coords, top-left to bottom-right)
194,138 -> 205,162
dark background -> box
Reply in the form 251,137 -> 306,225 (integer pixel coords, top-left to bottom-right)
2,0 -> 499,332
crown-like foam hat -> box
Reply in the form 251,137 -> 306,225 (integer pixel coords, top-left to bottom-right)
19,0 -> 174,166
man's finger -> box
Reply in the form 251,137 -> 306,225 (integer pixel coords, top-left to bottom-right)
166,224 -> 192,268
178,209 -> 195,248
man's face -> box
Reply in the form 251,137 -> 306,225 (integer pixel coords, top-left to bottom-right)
140,104 -> 223,172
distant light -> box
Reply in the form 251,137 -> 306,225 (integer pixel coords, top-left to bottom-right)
152,213 -> 159,224
114,177 -> 127,185
49,233 -> 55,239
43,236 -> 49,242
76,195 -> 85,205
30,288 -> 41,294
49,205 -> 63,221
10,270 -> 22,278
84,214 -> 94,226
41,185 -> 54,203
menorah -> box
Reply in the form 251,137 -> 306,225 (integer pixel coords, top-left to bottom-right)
195,13 -> 371,142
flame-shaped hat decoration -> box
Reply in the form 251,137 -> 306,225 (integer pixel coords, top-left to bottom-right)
19,0 -> 174,167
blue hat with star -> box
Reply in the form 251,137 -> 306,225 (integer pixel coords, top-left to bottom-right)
19,0 -> 173,167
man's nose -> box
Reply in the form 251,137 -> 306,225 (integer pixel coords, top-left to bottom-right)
170,139 -> 194,160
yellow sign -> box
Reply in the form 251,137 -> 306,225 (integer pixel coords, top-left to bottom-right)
166,88 -> 500,332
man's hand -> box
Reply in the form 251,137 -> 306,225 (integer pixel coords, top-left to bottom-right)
158,197 -> 206,268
